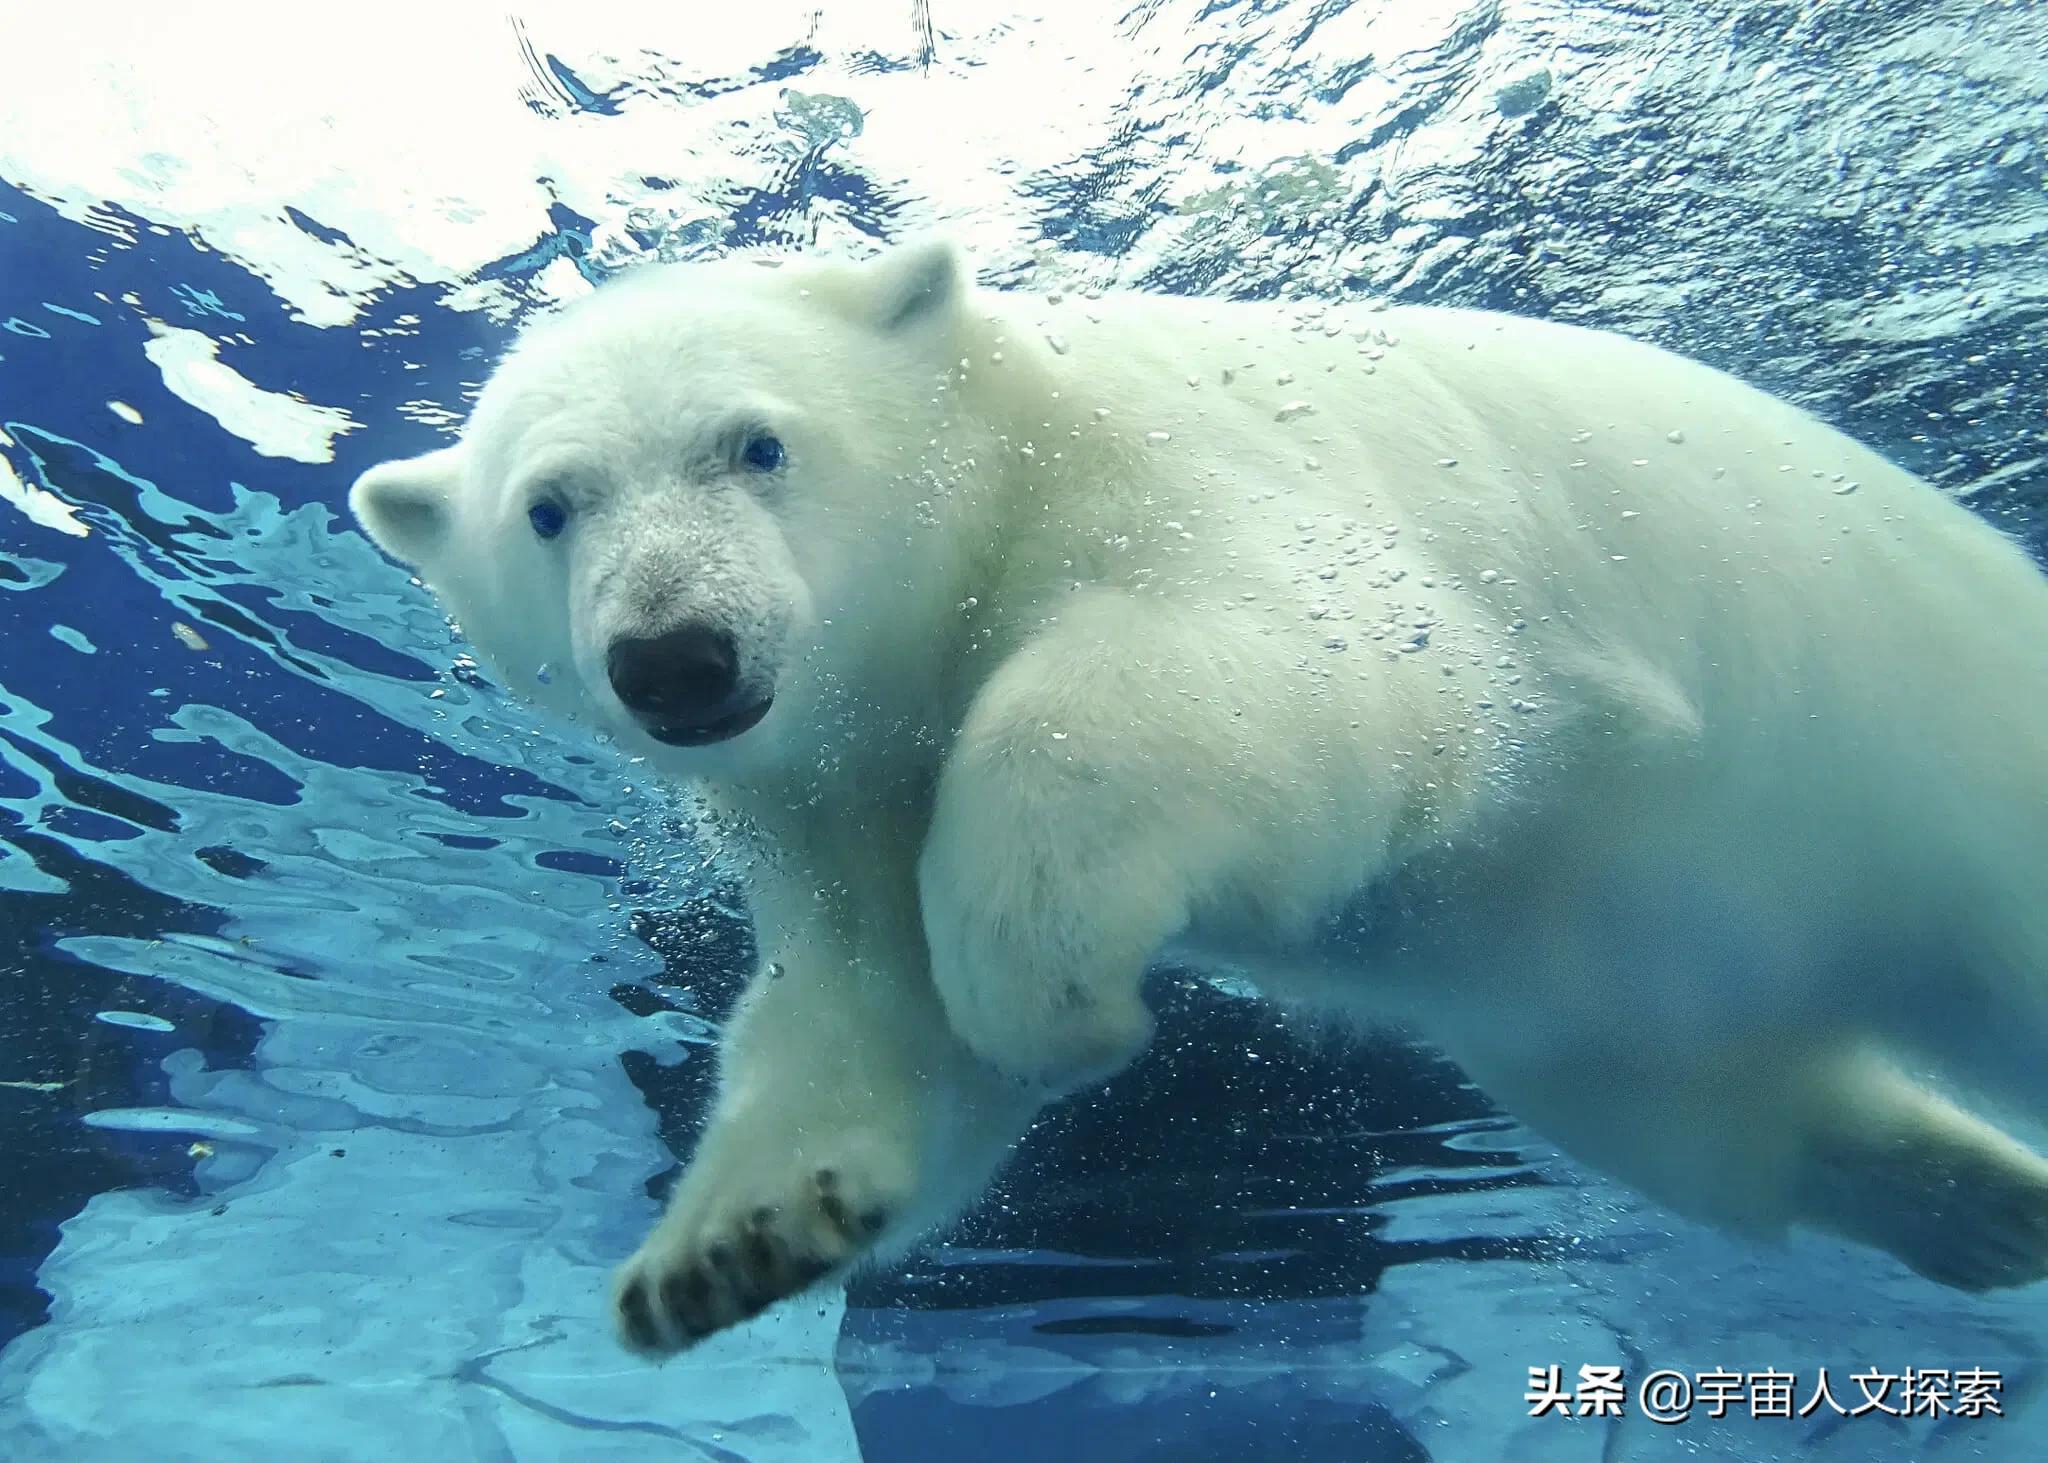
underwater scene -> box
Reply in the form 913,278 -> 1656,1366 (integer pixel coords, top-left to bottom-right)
1,4 -> 2045,1461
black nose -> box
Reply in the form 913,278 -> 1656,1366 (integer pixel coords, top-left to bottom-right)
606,624 -> 741,729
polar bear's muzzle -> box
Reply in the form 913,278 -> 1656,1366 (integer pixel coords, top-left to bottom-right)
605,623 -> 775,746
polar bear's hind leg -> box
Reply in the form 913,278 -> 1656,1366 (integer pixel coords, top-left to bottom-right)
1794,1049 -> 2048,1292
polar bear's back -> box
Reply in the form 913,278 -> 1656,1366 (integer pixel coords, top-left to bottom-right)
1023,289 -> 2044,736
1013,288 -> 2048,1021
1043,290 -> 2036,627
1393,306 -> 2048,984
1429,310 -> 2047,1033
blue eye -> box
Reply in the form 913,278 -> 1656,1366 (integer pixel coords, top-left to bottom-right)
740,433 -> 786,474
528,500 -> 567,539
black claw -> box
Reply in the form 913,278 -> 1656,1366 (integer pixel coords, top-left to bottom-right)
729,1271 -> 773,1313
617,1278 -> 661,1353
744,1228 -> 776,1275
857,1207 -> 890,1237
659,1273 -> 690,1319
705,1240 -> 737,1271
819,1191 -> 853,1234
748,1205 -> 775,1230
814,1167 -> 840,1192
661,1265 -> 712,1324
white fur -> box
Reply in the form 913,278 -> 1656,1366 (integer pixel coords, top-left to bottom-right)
353,242 -> 2048,1352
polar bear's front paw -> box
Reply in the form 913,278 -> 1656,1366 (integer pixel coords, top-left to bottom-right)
611,1154 -> 905,1356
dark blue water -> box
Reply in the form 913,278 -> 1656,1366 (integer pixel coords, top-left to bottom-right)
2,5 -> 2044,1459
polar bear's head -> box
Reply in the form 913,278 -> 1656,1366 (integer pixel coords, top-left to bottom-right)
350,241 -> 982,774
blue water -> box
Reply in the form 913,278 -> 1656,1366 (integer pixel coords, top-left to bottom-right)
2,6 -> 2045,1461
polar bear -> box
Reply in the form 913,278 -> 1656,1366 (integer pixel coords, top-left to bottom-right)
351,240 -> 2048,1354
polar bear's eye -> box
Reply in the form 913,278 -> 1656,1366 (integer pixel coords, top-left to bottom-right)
739,433 -> 786,474
528,500 -> 568,539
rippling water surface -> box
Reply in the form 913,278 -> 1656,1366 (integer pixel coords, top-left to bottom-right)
1,4 -> 2044,1460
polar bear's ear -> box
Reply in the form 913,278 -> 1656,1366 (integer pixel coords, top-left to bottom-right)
350,445 -> 463,567
865,238 -> 962,334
